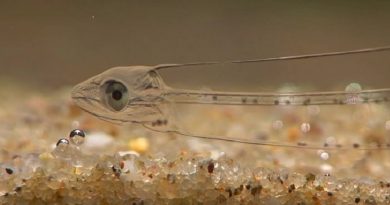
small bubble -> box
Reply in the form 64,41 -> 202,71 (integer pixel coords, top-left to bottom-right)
345,83 -> 362,93
56,138 -> 69,147
320,152 -> 330,160
272,120 -> 284,130
55,138 -> 70,153
69,129 -> 86,146
300,123 -> 311,133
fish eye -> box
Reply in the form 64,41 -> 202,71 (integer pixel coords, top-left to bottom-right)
102,80 -> 129,111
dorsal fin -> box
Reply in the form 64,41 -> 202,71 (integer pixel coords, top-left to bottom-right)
155,46 -> 390,70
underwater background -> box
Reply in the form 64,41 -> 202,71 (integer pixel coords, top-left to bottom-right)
1,1 -> 390,204
1,1 -> 390,89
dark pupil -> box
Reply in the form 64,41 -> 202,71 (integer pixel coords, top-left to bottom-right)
112,90 -> 122,101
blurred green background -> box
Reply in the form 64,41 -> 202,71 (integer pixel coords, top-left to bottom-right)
1,1 -> 390,91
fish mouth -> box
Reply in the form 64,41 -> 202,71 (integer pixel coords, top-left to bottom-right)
71,82 -> 102,113
71,82 -> 129,124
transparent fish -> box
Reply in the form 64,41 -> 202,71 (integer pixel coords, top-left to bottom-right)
71,46 -> 390,150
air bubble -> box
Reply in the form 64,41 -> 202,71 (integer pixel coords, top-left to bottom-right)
345,83 -> 362,93
54,138 -> 78,160
300,123 -> 311,133
69,129 -> 86,146
54,138 -> 70,157
56,138 -> 69,147
320,152 -> 330,160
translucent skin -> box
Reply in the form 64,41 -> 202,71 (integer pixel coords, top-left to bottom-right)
72,66 -> 169,124
71,46 -> 390,150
